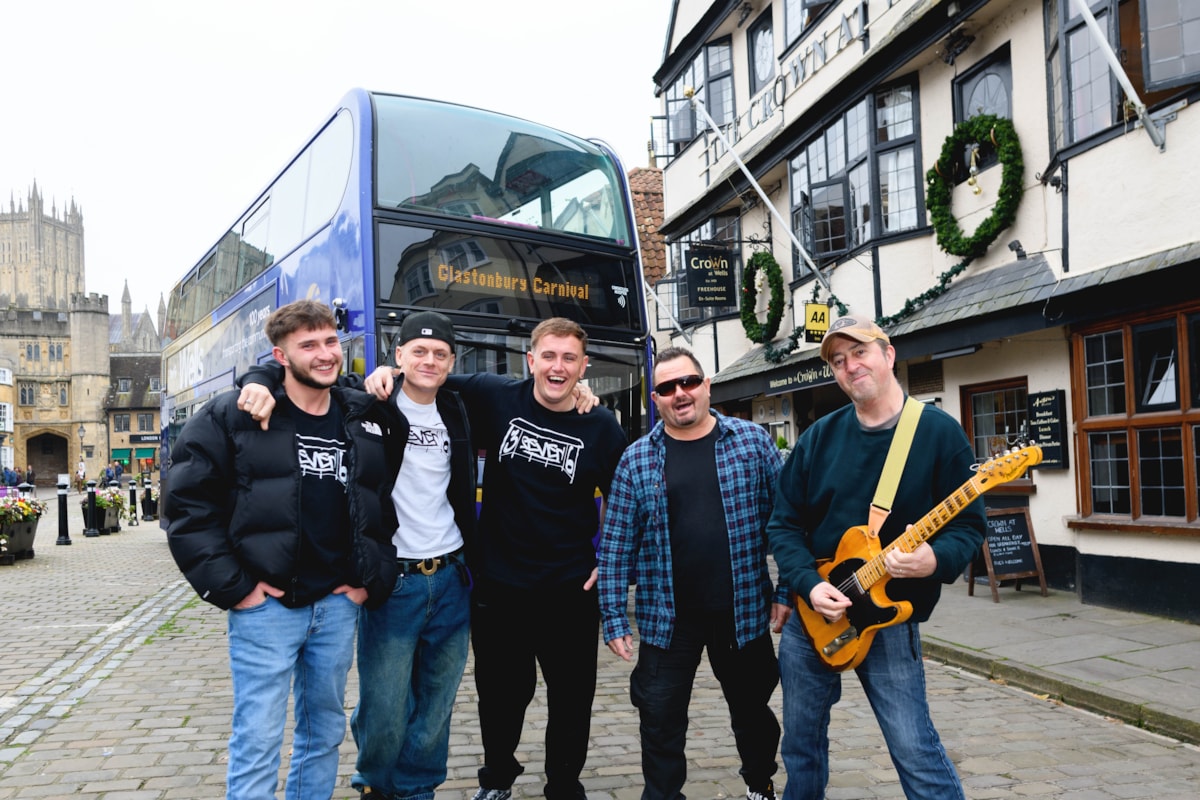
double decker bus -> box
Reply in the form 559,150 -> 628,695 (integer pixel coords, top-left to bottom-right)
160,89 -> 651,513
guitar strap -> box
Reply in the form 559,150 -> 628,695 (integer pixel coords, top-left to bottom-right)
866,396 -> 925,542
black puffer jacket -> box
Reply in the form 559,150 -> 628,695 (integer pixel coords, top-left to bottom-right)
165,386 -> 402,610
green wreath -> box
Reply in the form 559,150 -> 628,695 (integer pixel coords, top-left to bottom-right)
925,114 -> 1024,259
740,250 -> 785,343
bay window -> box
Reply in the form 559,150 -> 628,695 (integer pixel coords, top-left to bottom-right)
1074,307 -> 1200,525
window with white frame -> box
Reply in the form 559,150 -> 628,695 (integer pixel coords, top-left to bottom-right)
1074,307 -> 1200,523
138,413 -> 154,431
114,414 -> 131,433
789,80 -> 920,274
440,239 -> 489,271
404,260 -> 437,301
962,379 -> 1031,464
1045,0 -> 1198,151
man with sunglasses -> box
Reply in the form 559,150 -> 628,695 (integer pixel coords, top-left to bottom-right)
598,346 -> 790,800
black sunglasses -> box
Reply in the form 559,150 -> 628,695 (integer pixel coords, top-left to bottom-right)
653,374 -> 704,396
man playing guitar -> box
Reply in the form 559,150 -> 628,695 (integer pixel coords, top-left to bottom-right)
766,315 -> 986,800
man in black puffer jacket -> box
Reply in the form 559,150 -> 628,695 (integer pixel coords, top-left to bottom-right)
165,300 -> 400,800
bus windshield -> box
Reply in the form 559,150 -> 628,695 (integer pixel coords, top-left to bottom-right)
160,89 -> 652,526
374,94 -> 631,246
377,222 -> 640,334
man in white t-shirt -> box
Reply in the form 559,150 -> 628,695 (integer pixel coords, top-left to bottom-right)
351,311 -> 477,800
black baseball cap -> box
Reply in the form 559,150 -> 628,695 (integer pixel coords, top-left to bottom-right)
398,311 -> 456,349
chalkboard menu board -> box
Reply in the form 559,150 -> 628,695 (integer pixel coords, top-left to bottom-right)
968,507 -> 1048,603
1027,389 -> 1068,469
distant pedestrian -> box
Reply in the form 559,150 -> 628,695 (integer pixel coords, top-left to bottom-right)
24,465 -> 35,486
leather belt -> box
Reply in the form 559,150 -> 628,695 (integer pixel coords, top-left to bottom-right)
397,548 -> 464,576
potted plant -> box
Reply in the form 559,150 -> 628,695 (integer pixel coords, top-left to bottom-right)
82,487 -> 123,533
0,494 -> 47,562
95,488 -> 126,533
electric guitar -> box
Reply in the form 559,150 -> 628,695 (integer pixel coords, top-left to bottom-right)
794,444 -> 1043,672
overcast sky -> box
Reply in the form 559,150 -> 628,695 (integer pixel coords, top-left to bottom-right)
1,0 -> 670,320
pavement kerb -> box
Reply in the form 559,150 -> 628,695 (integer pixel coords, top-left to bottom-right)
921,639 -> 1200,747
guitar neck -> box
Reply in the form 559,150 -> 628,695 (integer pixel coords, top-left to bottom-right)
855,474 -> 985,589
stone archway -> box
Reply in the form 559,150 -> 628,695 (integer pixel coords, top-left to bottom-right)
24,432 -> 69,488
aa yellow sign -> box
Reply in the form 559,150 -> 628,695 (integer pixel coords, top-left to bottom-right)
805,303 -> 830,343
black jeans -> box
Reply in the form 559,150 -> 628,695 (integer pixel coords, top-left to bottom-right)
471,579 -> 600,800
630,611 -> 780,800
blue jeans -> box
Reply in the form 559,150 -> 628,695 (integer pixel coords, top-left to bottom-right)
226,592 -> 359,800
351,566 -> 470,799
778,615 -> 965,800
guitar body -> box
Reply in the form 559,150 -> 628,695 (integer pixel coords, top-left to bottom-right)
794,525 -> 913,672
791,445 -> 1042,672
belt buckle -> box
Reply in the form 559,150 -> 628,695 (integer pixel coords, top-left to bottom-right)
417,557 -> 439,576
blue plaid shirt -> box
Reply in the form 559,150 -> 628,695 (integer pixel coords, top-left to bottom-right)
598,411 -> 788,650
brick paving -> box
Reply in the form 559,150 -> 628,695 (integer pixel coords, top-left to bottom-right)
0,493 -> 1198,798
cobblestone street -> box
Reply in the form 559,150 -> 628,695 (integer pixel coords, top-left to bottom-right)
0,502 -> 1198,798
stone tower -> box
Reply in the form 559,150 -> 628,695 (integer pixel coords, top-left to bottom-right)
0,184 -> 108,485
0,182 -> 85,309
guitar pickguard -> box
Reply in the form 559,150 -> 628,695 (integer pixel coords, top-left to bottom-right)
823,558 -> 902,636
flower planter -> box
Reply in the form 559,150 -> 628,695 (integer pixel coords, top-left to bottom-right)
1,521 -> 37,563
1,496 -> 46,559
80,501 -> 111,534
141,497 -> 159,521
80,498 -> 124,533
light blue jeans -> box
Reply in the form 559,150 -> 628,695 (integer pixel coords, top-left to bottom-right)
226,592 -> 359,800
351,566 -> 470,799
778,615 -> 965,800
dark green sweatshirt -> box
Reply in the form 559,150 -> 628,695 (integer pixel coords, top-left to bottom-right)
767,399 -> 985,623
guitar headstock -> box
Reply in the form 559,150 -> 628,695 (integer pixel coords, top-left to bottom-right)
973,441 -> 1044,485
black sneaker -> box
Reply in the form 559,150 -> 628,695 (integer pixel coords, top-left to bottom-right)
360,789 -> 393,800
472,789 -> 513,800
746,782 -> 776,800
